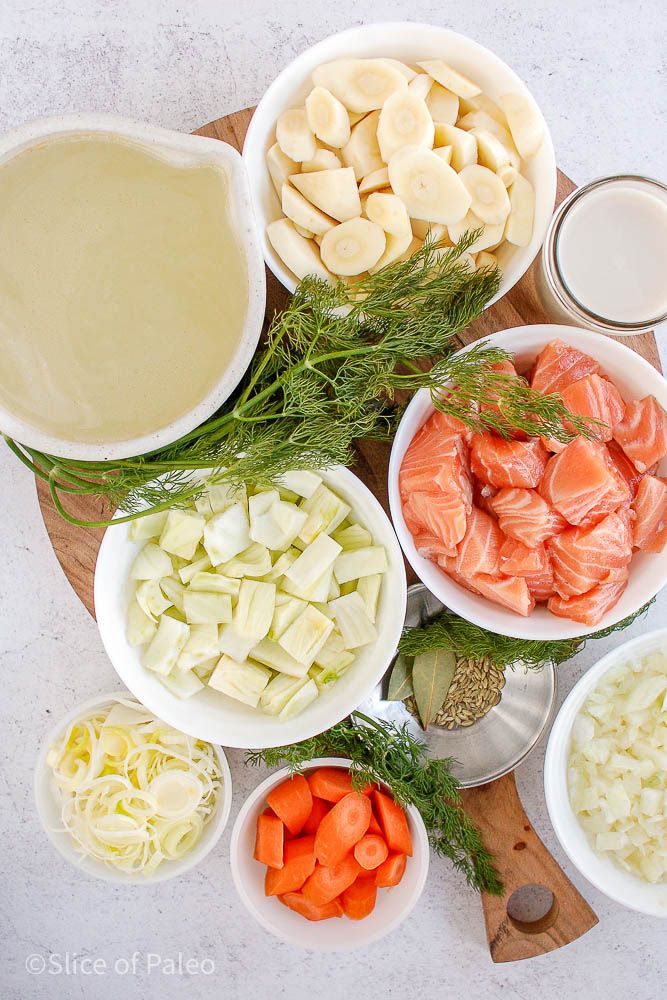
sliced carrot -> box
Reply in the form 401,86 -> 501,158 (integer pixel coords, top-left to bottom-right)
341,877 -> 377,920
373,789 -> 413,856
264,835 -> 316,896
254,810 -> 284,869
266,774 -> 313,836
302,796 -> 331,835
375,853 -> 407,888
367,810 -> 382,836
302,854 -> 362,905
307,767 -> 374,803
353,833 -> 389,871
279,892 -> 343,921
314,791 -> 372,867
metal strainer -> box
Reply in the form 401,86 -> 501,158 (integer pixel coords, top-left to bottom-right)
357,583 -> 556,787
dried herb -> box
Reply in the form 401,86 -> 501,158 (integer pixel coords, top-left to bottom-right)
412,649 -> 457,728
387,653 -> 414,701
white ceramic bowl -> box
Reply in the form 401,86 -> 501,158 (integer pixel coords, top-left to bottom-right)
34,692 -> 233,884
388,324 -> 667,639
544,629 -> 667,917
230,757 -> 429,950
243,21 -> 556,304
0,113 -> 266,461
94,466 -> 407,748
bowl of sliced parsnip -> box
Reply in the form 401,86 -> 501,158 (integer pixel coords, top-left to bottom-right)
243,22 -> 557,305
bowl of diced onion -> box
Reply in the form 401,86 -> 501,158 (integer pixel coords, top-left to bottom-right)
544,629 -> 667,916
94,466 -> 407,749
34,693 -> 232,884
243,21 -> 556,305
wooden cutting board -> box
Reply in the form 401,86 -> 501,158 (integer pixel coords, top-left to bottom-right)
34,108 -> 660,961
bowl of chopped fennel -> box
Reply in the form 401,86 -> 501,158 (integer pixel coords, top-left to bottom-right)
35,693 -> 232,884
94,466 -> 407,749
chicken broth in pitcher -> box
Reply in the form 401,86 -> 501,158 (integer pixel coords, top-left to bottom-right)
0,135 -> 248,445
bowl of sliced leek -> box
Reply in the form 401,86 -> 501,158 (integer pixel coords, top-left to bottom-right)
243,21 -> 557,306
94,467 -> 407,748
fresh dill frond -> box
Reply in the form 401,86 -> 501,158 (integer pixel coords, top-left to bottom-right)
398,600 -> 656,670
8,232 -> 596,527
245,710 -> 503,896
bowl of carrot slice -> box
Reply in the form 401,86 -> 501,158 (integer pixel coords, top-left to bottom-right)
229,757 -> 429,949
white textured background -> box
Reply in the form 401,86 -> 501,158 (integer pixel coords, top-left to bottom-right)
1,2 -> 666,998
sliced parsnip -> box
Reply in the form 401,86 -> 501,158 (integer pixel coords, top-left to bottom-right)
365,191 -> 411,236
407,73 -> 433,100
290,167 -> 361,222
305,86 -> 351,148
380,58 -> 417,81
312,58 -> 408,113
282,183 -> 336,235
458,92 -> 506,123
294,223 -> 314,238
300,148 -> 343,172
433,122 -> 477,170
276,108 -> 317,162
341,111 -> 383,180
499,93 -> 544,158
347,110 -> 367,126
458,164 -> 511,225
358,166 -> 390,194
457,110 -> 514,146
410,219 -> 450,242
448,211 -> 505,253
433,145 -> 453,164
320,217 -> 386,275
417,60 -> 481,99
426,83 -> 459,125
472,128 -> 513,171
504,172 -> 535,246
267,143 -> 298,196
267,218 -> 333,281
398,235 -> 423,261
369,228 -> 413,273
497,163 -> 518,188
388,146 -> 472,224
476,250 -> 498,269
377,91 -> 435,162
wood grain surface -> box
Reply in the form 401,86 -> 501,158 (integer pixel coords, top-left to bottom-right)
33,107 -> 660,963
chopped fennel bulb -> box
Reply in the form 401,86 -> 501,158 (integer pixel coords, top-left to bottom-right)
125,472 -> 386,719
568,649 -> 667,883
159,510 -> 206,560
45,697 -> 223,875
208,655 -> 272,707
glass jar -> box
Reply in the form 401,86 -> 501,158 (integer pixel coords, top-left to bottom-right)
536,175 -> 667,335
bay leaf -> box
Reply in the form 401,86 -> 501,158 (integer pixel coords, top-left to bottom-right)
387,654 -> 414,701
412,649 -> 457,729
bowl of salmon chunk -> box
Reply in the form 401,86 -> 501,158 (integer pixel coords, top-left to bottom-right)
389,325 -> 667,639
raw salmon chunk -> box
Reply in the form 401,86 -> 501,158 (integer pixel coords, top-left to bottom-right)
468,573 -> 535,616
524,560 -> 555,602
438,555 -> 482,595
606,440 -> 647,497
548,510 -> 633,598
454,507 -> 504,577
540,438 -> 630,526
490,487 -> 566,547
399,410 -> 469,497
561,374 -> 625,441
548,577 -> 628,626
632,475 -> 667,552
403,490 -> 468,555
499,539 -> 549,578
530,340 -> 599,395
613,395 -> 667,473
471,434 -> 548,489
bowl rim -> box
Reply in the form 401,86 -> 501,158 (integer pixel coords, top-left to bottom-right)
34,689 -> 233,885
229,755 -> 430,950
388,323 -> 667,639
544,628 -> 667,917
93,465 -> 408,748
242,20 -> 557,305
0,113 -> 267,462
